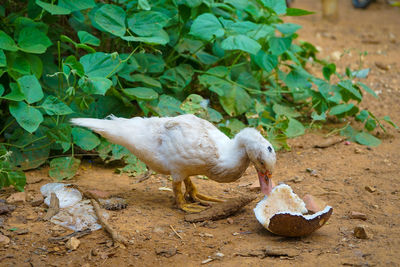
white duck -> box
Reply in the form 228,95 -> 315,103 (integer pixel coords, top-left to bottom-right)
71,114 -> 276,212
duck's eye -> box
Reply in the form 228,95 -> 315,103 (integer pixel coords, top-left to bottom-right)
268,146 -> 272,153
260,162 -> 264,166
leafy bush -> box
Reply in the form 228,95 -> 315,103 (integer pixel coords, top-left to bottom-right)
0,0 -> 397,191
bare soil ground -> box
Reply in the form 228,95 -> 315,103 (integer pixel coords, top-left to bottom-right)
1,0 -> 400,266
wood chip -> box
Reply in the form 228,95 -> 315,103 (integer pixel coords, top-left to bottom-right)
349,211 -> 367,221
43,193 -> 59,221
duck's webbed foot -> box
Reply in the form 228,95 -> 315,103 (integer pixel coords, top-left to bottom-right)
184,178 -> 224,205
173,181 -> 207,213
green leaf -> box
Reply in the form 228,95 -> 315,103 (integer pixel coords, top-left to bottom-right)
157,95 -> 183,116
220,84 -> 253,116
94,4 -> 126,37
7,171 -> 26,192
46,123 -> 72,152
79,77 -> 113,95
138,0 -> 151,10
285,118 -> 305,138
26,54 -> 43,78
1,83 -> 25,101
275,23 -> 302,35
78,31 -> 100,46
252,50 -> 278,73
352,68 -> 369,79
42,95 -> 73,115
340,125 -> 357,142
8,131 -> 50,170
355,132 -> 381,147
65,55 -> 85,77
286,8 -> 315,16
17,75 -> 43,104
58,0 -> 95,12
0,49 -> 6,67
322,63 -> 336,81
261,0 -> 287,14
72,127 -> 100,150
269,37 -> 292,56
124,87 -> 158,100
133,53 -> 165,74
338,80 -> 362,101
221,35 -> 261,55
121,31 -> 170,45
329,103 -> 358,116
364,118 -> 377,131
17,27 -> 52,54
357,82 -> 378,98
160,64 -> 194,92
273,103 -> 300,118
0,84 -> 3,97
383,116 -> 399,129
356,110 -> 369,122
189,13 -> 224,41
49,157 -> 81,180
128,74 -> 161,88
80,52 -> 120,78
0,31 -> 18,51
127,11 -> 170,37
9,101 -> 43,133
311,111 -> 326,121
35,0 -> 71,15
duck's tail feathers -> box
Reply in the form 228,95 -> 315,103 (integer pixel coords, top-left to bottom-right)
70,116 -> 128,142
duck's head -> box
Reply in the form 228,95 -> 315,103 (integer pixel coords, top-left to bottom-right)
237,128 -> 276,195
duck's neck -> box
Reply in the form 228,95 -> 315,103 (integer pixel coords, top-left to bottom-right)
207,131 -> 251,183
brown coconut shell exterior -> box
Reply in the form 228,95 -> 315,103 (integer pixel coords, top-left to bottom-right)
267,207 -> 333,237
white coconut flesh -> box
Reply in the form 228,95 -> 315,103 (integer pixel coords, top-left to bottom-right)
254,184 -> 332,231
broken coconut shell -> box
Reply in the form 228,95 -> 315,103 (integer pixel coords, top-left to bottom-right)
254,184 -> 333,237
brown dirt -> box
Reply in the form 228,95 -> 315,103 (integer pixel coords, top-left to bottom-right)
1,0 -> 400,266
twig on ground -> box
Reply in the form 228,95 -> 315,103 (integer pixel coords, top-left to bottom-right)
184,195 -> 257,223
48,229 -> 92,242
136,170 -> 151,183
169,225 -> 183,240
91,199 -> 128,246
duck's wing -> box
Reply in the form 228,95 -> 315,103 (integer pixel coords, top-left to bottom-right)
157,115 -> 227,177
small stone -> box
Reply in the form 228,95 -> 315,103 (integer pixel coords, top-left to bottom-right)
310,170 -> 318,177
331,51 -> 341,61
215,252 -> 224,258
0,203 -> 16,214
30,194 -> 44,207
232,232 -> 240,236
349,211 -> 367,221
53,246 -> 60,252
375,62 -> 390,71
290,176 -> 304,183
306,168 -> 314,173
15,228 -> 29,235
66,237 -> 80,250
203,233 -> 214,238
201,258 -> 214,264
354,225 -> 371,239
0,234 -> 10,246
365,186 -> 376,193
155,247 -> 177,258
354,148 -> 363,154
389,33 -> 396,43
303,194 -> 326,213
6,192 -> 26,204
227,218 -> 234,224
152,226 -> 165,234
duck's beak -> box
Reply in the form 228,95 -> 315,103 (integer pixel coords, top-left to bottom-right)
258,171 -> 274,196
